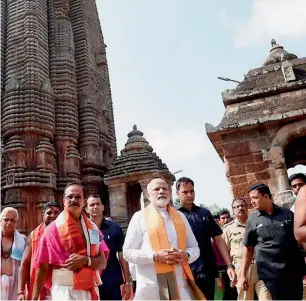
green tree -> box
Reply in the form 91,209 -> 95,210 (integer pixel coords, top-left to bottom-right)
199,203 -> 230,217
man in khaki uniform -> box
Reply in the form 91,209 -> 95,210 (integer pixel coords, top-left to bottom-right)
223,199 -> 271,300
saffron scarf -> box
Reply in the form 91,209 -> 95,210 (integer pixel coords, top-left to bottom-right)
56,210 -> 102,300
145,204 -> 206,300
28,222 -> 45,300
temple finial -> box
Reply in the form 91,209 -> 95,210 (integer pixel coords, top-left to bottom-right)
271,39 -> 276,47
133,124 -> 137,130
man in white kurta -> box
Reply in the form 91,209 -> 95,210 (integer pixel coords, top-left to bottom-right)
123,178 -> 201,300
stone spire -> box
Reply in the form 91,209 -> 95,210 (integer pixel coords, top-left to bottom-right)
263,39 -> 298,66
105,125 -> 174,179
1,0 -> 117,233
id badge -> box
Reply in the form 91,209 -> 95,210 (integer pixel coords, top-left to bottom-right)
88,229 -> 100,244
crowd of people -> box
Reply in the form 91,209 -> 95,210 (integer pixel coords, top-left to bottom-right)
1,172 -> 306,300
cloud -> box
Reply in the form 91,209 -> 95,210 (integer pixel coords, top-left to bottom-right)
145,127 -> 208,170
235,0 -> 306,48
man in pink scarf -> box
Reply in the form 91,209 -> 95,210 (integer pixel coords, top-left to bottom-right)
33,183 -> 109,300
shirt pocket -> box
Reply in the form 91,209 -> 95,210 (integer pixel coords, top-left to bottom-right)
257,225 -> 274,242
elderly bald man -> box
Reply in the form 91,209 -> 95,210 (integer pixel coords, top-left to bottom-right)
0,207 -> 26,300
123,178 -> 205,300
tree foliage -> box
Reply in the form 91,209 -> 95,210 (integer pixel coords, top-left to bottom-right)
199,203 -> 230,217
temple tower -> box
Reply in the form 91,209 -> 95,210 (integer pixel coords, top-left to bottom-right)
1,0 -> 117,232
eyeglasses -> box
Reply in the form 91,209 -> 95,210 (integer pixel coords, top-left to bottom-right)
65,195 -> 83,201
232,204 -> 246,209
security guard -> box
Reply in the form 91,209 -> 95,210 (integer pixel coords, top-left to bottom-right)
223,198 -> 271,300
240,183 -> 305,300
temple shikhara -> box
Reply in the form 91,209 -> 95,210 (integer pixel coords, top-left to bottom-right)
1,0 -> 117,232
206,40 -> 306,207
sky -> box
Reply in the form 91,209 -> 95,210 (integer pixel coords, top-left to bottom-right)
96,0 -> 306,209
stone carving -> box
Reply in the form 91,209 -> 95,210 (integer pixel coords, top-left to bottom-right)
1,0 -> 117,233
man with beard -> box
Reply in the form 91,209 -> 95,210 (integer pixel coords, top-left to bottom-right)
176,177 -> 237,301
123,178 -> 204,300
17,201 -> 61,300
240,183 -> 304,300
223,199 -> 271,300
32,183 -> 108,300
87,195 -> 132,300
0,207 -> 26,300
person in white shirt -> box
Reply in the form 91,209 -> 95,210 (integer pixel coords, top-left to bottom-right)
123,178 -> 204,300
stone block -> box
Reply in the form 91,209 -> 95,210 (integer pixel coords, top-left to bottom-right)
231,183 -> 250,198
228,164 -> 246,176
254,153 -> 263,162
246,162 -> 269,173
255,171 -> 270,181
247,173 -> 256,182
224,142 -> 251,158
228,154 -> 254,165
230,175 -> 248,185
282,61 -> 296,82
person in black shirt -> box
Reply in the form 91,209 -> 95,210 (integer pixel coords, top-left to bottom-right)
176,177 -> 237,300
240,183 -> 304,300
87,195 -> 132,300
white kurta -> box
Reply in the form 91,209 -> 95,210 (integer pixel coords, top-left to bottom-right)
123,207 -> 200,300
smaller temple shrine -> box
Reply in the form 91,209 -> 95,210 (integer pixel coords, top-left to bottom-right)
104,125 -> 175,229
206,40 -> 306,207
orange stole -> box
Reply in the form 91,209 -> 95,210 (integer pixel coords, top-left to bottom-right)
28,223 -> 45,300
57,210 -> 102,300
145,204 -> 205,300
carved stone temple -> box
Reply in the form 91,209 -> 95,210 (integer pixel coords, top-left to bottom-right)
104,125 -> 175,230
206,40 -> 306,207
1,0 -> 117,232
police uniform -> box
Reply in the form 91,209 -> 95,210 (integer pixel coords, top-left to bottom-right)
244,204 -> 305,300
223,219 -> 271,300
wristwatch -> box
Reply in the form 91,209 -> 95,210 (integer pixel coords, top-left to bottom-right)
187,252 -> 191,262
87,256 -> 92,267
125,282 -> 133,286
227,263 -> 235,269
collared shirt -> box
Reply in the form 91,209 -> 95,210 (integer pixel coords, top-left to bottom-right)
223,219 -> 246,265
99,219 -> 124,286
244,204 -> 305,280
123,207 -> 200,300
178,204 -> 223,278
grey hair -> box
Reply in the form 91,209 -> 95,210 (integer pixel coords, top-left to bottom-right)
0,207 -> 19,221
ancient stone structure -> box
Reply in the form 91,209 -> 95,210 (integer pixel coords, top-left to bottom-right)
206,40 -> 306,207
104,125 -> 175,229
1,0 -> 116,232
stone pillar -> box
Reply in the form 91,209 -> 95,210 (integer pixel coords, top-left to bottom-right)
108,184 -> 128,229
274,162 -> 293,208
265,146 -> 293,207
139,180 -> 150,208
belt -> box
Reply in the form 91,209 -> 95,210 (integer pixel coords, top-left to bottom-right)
52,268 -> 74,286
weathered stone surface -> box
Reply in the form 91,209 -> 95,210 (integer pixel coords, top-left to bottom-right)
1,0 -> 117,233
206,41 -> 306,203
105,126 -> 175,227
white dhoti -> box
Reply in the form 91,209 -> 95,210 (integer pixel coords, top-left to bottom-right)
1,259 -> 18,300
51,268 -> 98,301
